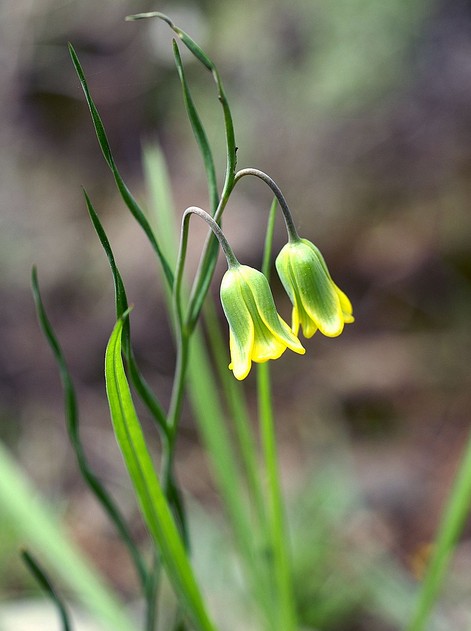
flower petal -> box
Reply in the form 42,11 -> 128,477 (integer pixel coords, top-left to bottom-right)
294,245 -> 344,337
282,249 -> 318,339
335,284 -> 355,323
220,268 -> 255,380
242,266 -> 305,355
229,328 -> 253,380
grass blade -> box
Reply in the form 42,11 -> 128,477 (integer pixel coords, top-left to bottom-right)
68,43 -> 173,289
21,549 -> 72,631
83,189 -> 168,433
125,13 -> 213,71
0,443 -> 134,631
406,428 -> 471,631
202,299 -> 265,529
104,315 -> 217,631
31,267 -> 148,592
125,13 -> 237,330
172,40 -> 219,214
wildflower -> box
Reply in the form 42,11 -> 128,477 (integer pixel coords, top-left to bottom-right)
275,238 -> 354,339
220,264 -> 305,380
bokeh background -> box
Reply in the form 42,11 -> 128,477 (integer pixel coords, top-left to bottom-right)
2,0 -> 471,629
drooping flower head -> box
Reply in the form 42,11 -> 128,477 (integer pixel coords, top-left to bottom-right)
275,238 -> 354,339
220,264 -> 305,380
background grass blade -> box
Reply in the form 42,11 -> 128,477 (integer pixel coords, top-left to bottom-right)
104,316 -> 217,631
0,443 -> 134,631
68,43 -> 173,289
406,427 -> 471,631
21,549 -> 72,631
31,267 -> 148,592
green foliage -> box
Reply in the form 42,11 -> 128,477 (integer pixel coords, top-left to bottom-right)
105,316 -> 216,631
21,550 -> 72,631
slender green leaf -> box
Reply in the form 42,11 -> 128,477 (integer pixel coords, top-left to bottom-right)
83,190 -> 167,433
406,427 -> 471,631
124,13 -> 237,330
143,144 -> 179,270
172,41 -> 219,214
104,316 -> 217,631
21,550 -> 72,631
31,267 -> 148,592
84,191 -> 165,630
0,443 -> 134,631
125,13 -> 214,71
68,43 -> 173,289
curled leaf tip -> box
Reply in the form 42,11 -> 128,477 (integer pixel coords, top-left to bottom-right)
125,12 -> 173,27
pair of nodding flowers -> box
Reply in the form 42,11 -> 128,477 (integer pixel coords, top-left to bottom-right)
189,205 -> 354,380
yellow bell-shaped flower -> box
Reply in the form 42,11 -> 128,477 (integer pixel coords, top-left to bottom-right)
275,238 -> 354,339
220,264 -> 305,380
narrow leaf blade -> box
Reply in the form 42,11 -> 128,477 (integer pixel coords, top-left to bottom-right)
104,317 -> 216,631
84,190 -> 167,432
31,267 -> 148,590
68,43 -> 174,289
21,550 -> 72,631
172,40 -> 218,214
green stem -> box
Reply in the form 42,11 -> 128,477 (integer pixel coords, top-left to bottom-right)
164,205 -> 238,545
144,552 -> 161,631
186,184 -> 235,330
168,205 -> 238,440
203,299 -> 266,530
257,198 -> 297,631
257,364 -> 297,631
406,428 -> 471,631
235,168 -> 299,242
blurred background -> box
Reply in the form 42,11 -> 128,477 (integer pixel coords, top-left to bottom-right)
2,0 -> 471,629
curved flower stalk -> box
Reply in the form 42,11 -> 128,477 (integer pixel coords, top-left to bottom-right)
220,264 -> 305,380
233,168 -> 354,341
176,207 -> 305,381
276,238 -> 354,338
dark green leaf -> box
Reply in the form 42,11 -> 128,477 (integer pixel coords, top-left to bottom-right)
173,40 -> 218,214
83,190 -> 168,433
31,267 -> 148,591
21,550 -> 72,631
68,43 -> 174,289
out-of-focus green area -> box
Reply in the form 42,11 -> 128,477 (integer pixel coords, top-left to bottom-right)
2,0 -> 471,628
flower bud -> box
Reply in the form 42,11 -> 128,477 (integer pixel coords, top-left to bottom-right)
275,238 -> 354,339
